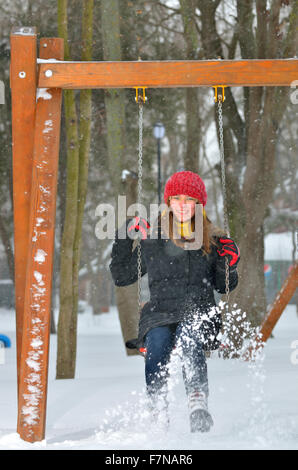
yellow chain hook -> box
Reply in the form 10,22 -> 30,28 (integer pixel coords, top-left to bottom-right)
213,85 -> 226,103
134,86 -> 148,104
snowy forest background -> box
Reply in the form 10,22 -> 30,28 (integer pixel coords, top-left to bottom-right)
0,0 -> 297,379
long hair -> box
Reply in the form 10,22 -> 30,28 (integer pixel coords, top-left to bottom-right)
159,200 -> 226,254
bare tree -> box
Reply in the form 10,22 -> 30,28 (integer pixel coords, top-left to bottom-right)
101,0 -> 140,355
56,0 -> 94,379
195,0 -> 298,326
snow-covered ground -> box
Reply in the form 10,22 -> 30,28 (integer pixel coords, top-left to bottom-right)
0,304 -> 297,450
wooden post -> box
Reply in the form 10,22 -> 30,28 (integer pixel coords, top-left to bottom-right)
17,38 -> 64,443
10,27 -> 37,392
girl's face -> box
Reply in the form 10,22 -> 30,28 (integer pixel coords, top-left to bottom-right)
169,194 -> 198,222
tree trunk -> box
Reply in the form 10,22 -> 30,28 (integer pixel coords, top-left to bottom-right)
57,0 -> 94,379
196,0 -> 298,336
0,216 -> 14,282
56,0 -> 79,379
101,0 -> 126,197
72,0 -> 94,365
101,0 -> 139,356
185,89 -> 200,172
179,0 -> 200,172
232,85 -> 290,324
230,2 -> 298,326
117,173 -> 139,355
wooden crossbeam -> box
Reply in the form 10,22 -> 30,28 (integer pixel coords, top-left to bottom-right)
38,59 -> 298,89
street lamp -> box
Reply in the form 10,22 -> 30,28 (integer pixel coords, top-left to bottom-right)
153,121 -> 165,205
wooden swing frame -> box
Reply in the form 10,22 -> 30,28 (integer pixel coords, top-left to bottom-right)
10,26 -> 298,443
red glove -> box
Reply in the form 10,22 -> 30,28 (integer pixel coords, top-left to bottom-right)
127,217 -> 150,240
217,237 -> 240,267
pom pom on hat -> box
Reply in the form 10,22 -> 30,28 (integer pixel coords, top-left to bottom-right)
164,171 -> 207,206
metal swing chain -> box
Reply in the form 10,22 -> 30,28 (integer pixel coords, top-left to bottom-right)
136,90 -> 230,310
137,99 -> 144,314
217,97 -> 230,305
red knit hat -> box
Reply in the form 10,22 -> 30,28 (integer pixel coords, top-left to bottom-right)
164,171 -> 207,206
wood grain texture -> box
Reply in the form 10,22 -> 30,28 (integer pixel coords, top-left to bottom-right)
17,38 -> 64,443
38,59 -> 298,89
10,28 -> 37,392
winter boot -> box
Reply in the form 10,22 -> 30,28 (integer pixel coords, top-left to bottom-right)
147,392 -> 170,431
188,390 -> 213,433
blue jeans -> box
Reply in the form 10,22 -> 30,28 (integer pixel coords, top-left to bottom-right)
144,323 -> 208,399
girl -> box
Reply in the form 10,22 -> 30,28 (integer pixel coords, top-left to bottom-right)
109,171 -> 240,433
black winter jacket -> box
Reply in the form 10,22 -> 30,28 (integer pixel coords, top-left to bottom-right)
109,219 -> 239,350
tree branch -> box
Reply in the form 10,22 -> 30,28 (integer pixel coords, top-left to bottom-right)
236,0 -> 256,58
267,0 -> 282,58
146,0 -> 181,14
256,0 -> 268,58
281,0 -> 298,57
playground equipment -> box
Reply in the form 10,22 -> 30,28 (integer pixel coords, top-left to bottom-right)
258,262 -> 297,345
10,26 -> 298,443
0,334 -> 11,366
0,334 -> 12,348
